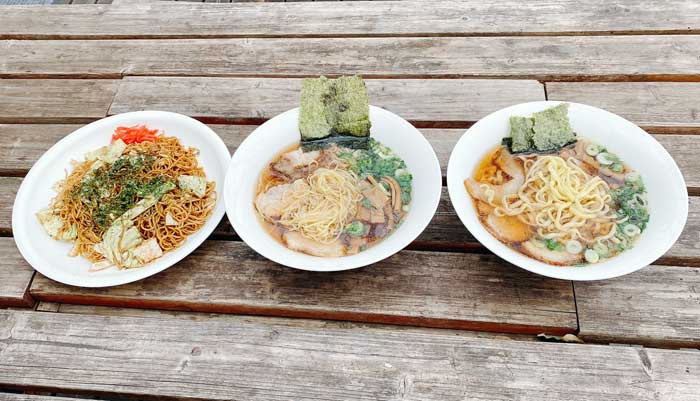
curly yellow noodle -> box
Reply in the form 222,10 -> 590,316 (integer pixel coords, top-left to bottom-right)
494,155 -> 618,245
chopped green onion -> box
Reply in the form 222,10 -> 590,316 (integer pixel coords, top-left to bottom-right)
584,249 -> 600,263
592,242 -> 609,258
623,224 -> 641,237
565,240 -> 583,254
625,172 -> 640,183
610,163 -> 624,173
585,144 -> 602,156
596,152 -> 618,166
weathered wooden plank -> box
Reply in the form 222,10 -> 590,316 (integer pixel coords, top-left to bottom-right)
3,125 -> 699,189
575,265 -> 700,348
3,36 -> 700,80
50,303 -> 539,342
671,197 -> 700,265
0,395 -> 84,401
0,238 -> 34,308
547,82 -> 700,132
3,1 -> 700,39
29,238 -> 578,334
1,310 -> 699,400
0,177 -> 21,235
109,77 -> 545,124
0,79 -> 119,123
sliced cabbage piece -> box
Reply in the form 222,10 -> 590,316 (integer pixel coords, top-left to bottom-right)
132,238 -> 163,264
98,217 -> 144,268
123,181 -> 176,220
36,209 -> 77,241
165,212 -> 178,226
85,139 -> 127,164
89,260 -> 114,272
178,175 -> 207,198
95,179 -> 175,269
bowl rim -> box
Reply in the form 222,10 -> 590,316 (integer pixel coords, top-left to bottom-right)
446,100 -> 689,281
11,110 -> 230,287
225,105 -> 442,272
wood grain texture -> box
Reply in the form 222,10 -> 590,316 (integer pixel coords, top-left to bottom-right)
575,265 -> 700,348
50,303 -> 539,342
3,36 -> 700,80
3,1 -> 700,39
0,239 -> 34,308
0,177 -> 21,235
0,396 -> 83,401
0,79 -> 119,123
29,239 -> 577,334
109,77 -> 545,124
547,82 -> 700,132
1,309 -> 699,401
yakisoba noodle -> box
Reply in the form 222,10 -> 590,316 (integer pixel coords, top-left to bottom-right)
257,167 -> 362,244
48,134 -> 215,266
494,155 -> 617,245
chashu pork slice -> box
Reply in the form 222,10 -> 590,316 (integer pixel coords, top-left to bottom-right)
282,231 -> 345,258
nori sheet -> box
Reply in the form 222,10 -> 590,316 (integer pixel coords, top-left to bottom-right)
531,103 -> 575,152
508,116 -> 534,153
298,75 -> 371,150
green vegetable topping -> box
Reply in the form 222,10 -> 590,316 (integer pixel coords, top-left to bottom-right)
72,155 -> 175,231
345,221 -> 369,238
613,179 -> 649,231
347,139 -> 413,205
544,238 -> 565,251
610,163 -> 624,173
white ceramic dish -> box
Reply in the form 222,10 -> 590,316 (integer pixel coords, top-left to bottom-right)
225,106 -> 442,272
12,111 -> 230,287
447,101 -> 688,281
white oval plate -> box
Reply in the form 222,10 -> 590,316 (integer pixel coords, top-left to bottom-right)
12,111 -> 230,287
447,101 -> 688,281
225,106 -> 442,272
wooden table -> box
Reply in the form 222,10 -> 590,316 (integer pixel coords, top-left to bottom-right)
1,1 -> 699,400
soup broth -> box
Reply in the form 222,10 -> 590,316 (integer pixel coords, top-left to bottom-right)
255,138 -> 412,257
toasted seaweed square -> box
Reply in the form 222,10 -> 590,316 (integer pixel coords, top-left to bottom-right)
299,77 -> 333,140
532,103 -> 575,151
299,75 -> 371,141
508,116 -> 534,153
328,76 -> 371,137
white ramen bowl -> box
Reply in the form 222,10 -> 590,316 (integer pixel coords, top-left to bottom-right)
225,106 -> 442,272
447,101 -> 688,281
12,111 -> 230,287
